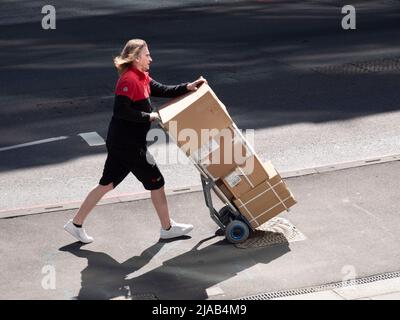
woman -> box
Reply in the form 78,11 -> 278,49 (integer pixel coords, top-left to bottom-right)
64,39 -> 206,243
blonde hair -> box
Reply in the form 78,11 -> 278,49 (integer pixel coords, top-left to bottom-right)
113,39 -> 147,75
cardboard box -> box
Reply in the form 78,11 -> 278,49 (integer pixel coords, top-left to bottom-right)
215,179 -> 235,202
200,127 -> 252,179
159,84 -> 253,179
233,165 -> 296,229
159,84 -> 233,156
221,156 -> 271,199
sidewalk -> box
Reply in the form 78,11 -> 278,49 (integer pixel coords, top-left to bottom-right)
0,160 -> 399,300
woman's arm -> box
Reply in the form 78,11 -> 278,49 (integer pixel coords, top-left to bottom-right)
113,95 -> 151,123
150,79 -> 190,98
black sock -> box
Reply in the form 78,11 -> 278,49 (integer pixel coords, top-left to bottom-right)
165,225 -> 171,231
73,223 -> 82,228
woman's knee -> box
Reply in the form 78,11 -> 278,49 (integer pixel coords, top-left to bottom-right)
98,182 -> 113,193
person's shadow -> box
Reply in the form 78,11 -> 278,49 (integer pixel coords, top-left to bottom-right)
59,241 -> 166,300
60,232 -> 290,300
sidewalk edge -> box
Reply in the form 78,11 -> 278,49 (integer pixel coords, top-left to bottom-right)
1,153 -> 399,219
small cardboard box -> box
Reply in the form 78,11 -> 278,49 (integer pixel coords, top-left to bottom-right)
233,164 -> 296,229
221,156 -> 271,199
158,84 -> 233,156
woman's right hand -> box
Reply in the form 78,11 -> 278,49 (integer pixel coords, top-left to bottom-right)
149,112 -> 161,122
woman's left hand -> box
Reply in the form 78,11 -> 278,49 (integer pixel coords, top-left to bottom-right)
187,76 -> 208,91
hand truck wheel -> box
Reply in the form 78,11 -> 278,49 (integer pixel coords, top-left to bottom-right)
225,220 -> 250,244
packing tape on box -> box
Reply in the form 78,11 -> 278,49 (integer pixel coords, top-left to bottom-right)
229,123 -> 258,158
265,180 -> 289,211
237,165 -> 255,188
236,180 -> 288,227
249,196 -> 293,225
236,200 -> 257,224
237,180 -> 283,209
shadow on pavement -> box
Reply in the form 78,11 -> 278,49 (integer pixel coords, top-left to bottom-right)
59,233 -> 290,300
59,241 -> 166,300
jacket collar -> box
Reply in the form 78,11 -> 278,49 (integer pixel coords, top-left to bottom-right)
129,65 -> 148,79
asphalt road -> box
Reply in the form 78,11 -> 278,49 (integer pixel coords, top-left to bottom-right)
0,0 -> 400,211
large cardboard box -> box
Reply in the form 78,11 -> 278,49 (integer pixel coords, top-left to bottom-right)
233,163 -> 296,229
159,84 -> 233,156
221,155 -> 271,199
159,84 -> 255,179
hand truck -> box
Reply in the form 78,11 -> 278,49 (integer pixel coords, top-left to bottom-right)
158,118 -> 255,244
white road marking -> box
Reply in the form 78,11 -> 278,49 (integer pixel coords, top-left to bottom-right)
0,136 -> 69,152
78,132 -> 105,146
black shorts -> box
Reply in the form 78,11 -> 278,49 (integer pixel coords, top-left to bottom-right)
99,143 -> 165,190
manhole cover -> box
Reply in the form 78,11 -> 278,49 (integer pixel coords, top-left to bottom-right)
235,217 -> 306,249
312,57 -> 400,75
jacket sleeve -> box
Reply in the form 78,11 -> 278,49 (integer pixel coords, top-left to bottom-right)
150,79 -> 190,98
112,95 -> 151,123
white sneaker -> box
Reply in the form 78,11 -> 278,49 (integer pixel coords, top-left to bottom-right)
160,219 -> 193,239
64,219 -> 94,243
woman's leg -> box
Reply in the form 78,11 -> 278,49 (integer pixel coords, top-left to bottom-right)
151,185 -> 193,239
131,148 -> 193,238
73,182 -> 114,225
150,186 -> 171,230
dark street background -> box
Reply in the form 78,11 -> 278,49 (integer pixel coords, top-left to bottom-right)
0,0 -> 399,213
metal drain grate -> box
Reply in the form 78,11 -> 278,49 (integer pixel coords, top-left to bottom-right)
235,217 -> 306,249
237,271 -> 400,300
313,57 -> 400,75
129,293 -> 159,300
